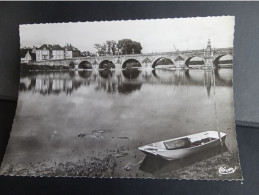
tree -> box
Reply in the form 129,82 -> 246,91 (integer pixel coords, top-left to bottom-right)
105,40 -> 117,55
117,39 -> 142,55
131,41 -> 142,54
94,39 -> 142,56
110,40 -> 117,55
106,41 -> 112,55
94,43 -> 107,56
100,44 -> 107,56
81,51 -> 93,57
94,43 -> 102,54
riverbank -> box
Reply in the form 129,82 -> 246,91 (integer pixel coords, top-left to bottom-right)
0,132 -> 241,180
21,63 -> 70,72
0,149 -> 241,180
169,151 -> 242,180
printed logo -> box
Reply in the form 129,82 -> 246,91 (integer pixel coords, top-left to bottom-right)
219,166 -> 237,175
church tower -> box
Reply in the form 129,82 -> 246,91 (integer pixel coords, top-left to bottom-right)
207,39 -> 211,49
205,39 -> 213,58
204,39 -> 214,66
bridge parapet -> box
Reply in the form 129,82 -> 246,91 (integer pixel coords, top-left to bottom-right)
32,47 -> 233,69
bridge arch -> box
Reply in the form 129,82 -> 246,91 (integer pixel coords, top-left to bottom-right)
78,61 -> 93,69
99,60 -> 116,69
213,54 -> 233,66
151,57 -> 174,68
122,59 -> 142,69
185,56 -> 205,67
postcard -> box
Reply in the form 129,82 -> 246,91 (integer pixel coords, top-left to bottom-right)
0,16 -> 242,180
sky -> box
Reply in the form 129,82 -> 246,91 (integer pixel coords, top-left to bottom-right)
20,16 -> 235,53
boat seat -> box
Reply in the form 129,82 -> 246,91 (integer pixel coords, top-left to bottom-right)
163,138 -> 191,150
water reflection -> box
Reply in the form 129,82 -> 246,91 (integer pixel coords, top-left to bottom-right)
96,70 -> 117,94
118,83 -> 142,94
78,70 -> 92,78
122,69 -> 141,79
99,69 -> 113,79
204,70 -> 212,97
19,68 -> 232,96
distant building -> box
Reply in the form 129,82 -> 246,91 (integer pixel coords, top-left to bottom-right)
36,44 -> 66,61
174,55 -> 185,67
50,44 -> 64,60
204,39 -> 214,58
204,39 -> 214,66
20,48 -> 36,63
36,44 -> 51,61
63,44 -> 81,59
30,44 -> 82,61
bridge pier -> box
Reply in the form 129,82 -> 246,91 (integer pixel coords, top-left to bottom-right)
204,58 -> 214,67
115,63 -> 122,69
143,63 -> 153,69
93,64 -> 98,70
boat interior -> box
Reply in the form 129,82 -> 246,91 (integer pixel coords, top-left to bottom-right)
163,137 -> 216,150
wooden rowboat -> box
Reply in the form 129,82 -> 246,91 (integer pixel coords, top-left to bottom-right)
138,131 -> 226,161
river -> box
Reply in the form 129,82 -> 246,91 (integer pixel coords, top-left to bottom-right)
0,67 -> 241,179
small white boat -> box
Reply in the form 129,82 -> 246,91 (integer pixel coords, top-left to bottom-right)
138,131 -> 226,161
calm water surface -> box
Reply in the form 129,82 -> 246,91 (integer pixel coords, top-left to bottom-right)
2,68 -> 238,177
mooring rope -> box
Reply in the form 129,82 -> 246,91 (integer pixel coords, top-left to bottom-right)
211,64 -> 223,146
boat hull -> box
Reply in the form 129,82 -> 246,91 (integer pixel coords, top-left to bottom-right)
138,131 -> 226,161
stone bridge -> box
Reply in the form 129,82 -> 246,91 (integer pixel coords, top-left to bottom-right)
34,47 -> 233,69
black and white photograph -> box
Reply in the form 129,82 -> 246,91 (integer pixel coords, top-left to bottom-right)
0,16 -> 242,180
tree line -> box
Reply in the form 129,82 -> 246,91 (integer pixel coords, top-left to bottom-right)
94,39 -> 142,56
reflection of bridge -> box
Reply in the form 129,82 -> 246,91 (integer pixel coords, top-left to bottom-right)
20,68 -> 232,97
34,46 -> 233,69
